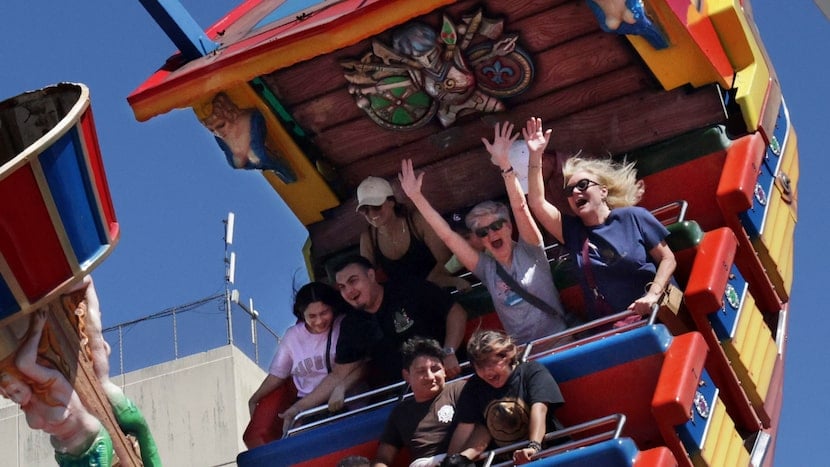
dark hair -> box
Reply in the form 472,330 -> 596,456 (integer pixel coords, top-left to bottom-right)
466,329 -> 518,367
400,337 -> 444,370
330,254 -> 374,277
292,281 -> 347,321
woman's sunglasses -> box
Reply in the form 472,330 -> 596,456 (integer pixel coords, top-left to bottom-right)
474,219 -> 507,238
563,178 -> 600,197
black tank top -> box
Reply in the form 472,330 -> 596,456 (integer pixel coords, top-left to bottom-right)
371,214 -> 436,282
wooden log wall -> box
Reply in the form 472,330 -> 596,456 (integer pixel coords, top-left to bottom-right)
260,0 -> 728,264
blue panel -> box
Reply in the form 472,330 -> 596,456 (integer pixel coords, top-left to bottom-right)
708,264 -> 745,340
738,163 -> 774,239
763,98 -> 789,177
0,276 -> 20,320
238,404 -> 394,467
39,127 -> 106,268
532,438 -> 638,466
539,325 -> 673,382
675,369 -> 717,454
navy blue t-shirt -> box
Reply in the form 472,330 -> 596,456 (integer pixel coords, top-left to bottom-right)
562,206 -> 669,317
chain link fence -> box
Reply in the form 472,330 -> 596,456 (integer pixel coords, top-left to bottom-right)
102,293 -> 280,376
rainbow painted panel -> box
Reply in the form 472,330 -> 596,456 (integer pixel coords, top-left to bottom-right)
0,83 -> 119,322
739,100 -> 790,238
741,100 -> 797,299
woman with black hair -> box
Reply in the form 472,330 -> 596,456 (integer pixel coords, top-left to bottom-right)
247,282 -> 348,421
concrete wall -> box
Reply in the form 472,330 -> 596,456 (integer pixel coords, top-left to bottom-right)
0,344 -> 266,467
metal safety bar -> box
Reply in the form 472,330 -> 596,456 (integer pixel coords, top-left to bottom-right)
650,200 -> 688,226
479,413 -> 627,467
523,303 -> 660,361
285,360 -> 475,437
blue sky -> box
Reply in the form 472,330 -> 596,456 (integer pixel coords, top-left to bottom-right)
1,0 -> 827,464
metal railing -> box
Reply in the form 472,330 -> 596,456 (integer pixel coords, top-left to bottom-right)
102,292 -> 281,376
483,413 -> 627,467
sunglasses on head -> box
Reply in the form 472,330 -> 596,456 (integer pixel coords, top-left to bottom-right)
563,178 -> 600,197
474,219 -> 507,238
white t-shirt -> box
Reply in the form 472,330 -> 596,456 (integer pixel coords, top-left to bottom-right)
269,314 -> 344,397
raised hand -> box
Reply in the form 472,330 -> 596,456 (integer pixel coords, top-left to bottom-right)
481,121 -> 519,169
398,158 -> 424,200
522,117 -> 552,156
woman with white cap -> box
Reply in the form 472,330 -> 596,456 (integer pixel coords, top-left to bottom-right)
356,176 -> 470,291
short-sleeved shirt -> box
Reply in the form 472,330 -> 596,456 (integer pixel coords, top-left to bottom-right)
335,279 -> 455,385
268,314 -> 344,397
474,240 -> 568,343
379,379 -> 466,459
562,206 -> 669,317
456,361 -> 564,446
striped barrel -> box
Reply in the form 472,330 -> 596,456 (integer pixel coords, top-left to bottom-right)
0,83 -> 118,323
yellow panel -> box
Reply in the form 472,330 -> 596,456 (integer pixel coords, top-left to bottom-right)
709,0 -> 770,131
629,1 -> 733,90
193,85 -> 339,225
698,397 -> 750,466
706,0 -> 754,69
725,297 -> 776,411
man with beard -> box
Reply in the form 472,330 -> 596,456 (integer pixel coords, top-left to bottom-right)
279,256 -> 466,432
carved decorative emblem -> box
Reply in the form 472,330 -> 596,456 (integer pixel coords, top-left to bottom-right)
341,9 -> 534,129
693,391 -> 710,419
754,182 -> 768,207
724,283 -> 740,310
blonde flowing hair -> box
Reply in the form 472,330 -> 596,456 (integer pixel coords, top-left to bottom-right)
562,157 -> 642,208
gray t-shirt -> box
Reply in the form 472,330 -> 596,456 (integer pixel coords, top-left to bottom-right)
474,240 -> 567,343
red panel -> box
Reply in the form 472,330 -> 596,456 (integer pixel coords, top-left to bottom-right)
0,164 -> 72,300
243,379 -> 297,449
683,228 -> 737,314
557,354 -> 665,449
652,332 -> 708,425
635,446 -> 678,467
716,133 -> 765,214
80,109 -> 119,239
638,152 -> 727,232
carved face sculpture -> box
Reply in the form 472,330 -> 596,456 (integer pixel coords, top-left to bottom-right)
0,371 -> 32,406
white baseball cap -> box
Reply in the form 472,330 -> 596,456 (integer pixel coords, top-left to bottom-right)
356,176 -> 394,211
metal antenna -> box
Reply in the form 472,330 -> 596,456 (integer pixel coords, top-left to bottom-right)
224,212 -> 236,345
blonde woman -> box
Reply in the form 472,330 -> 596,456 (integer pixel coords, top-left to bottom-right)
523,117 -> 676,321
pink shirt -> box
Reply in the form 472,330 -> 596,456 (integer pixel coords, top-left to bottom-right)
269,314 -> 344,397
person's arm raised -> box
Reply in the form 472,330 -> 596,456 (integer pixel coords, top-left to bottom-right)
399,159 -> 481,273
414,212 -> 472,291
482,121 -> 544,246
523,117 -> 564,242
